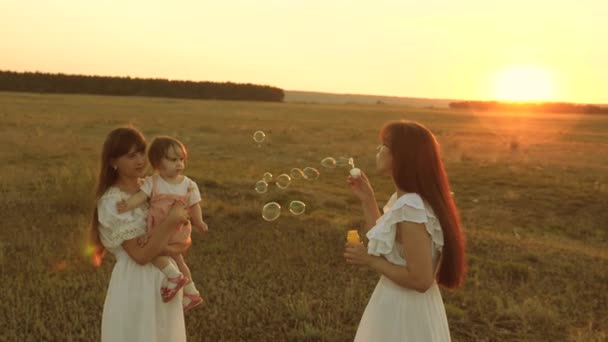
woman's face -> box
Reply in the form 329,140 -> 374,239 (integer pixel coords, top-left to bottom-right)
375,143 -> 393,176
113,146 -> 147,179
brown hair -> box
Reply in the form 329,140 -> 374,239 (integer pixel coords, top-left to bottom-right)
147,136 -> 188,169
380,120 -> 466,289
89,127 -> 146,266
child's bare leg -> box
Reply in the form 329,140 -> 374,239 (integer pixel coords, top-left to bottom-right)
174,253 -> 203,311
154,256 -> 183,289
172,254 -> 192,282
152,255 -> 172,270
173,254 -> 202,298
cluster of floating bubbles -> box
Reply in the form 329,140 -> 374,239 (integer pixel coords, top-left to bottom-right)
336,156 -> 355,168
261,200 -> 306,221
255,167 -> 319,194
322,156 -> 354,169
322,155 -> 361,178
254,131 -> 355,221
256,170 -> 306,221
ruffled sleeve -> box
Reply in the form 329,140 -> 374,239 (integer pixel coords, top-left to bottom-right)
97,188 -> 147,249
367,193 -> 444,259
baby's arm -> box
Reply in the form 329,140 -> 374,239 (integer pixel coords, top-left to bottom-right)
190,203 -> 208,233
187,179 -> 207,233
117,190 -> 149,213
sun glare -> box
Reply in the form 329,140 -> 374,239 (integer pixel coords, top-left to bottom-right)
493,65 -> 556,102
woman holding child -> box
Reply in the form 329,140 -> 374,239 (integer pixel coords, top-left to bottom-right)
90,127 -> 190,342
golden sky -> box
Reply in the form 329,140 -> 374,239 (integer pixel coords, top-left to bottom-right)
1,1 -> 607,103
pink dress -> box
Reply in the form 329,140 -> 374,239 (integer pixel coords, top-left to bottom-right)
142,174 -> 201,243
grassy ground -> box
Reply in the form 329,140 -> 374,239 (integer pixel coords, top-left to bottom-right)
0,91 -> 606,341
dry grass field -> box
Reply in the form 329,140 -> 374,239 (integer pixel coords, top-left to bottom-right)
0,91 -> 606,341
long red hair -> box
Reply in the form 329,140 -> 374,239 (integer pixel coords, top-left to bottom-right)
380,120 -> 466,289
89,127 -> 146,266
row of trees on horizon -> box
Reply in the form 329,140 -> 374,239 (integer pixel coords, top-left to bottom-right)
0,70 -> 284,102
449,100 -> 608,114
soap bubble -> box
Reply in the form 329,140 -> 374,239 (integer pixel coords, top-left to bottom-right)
303,167 -> 320,180
276,174 -> 291,189
262,202 -> 281,221
290,168 -> 304,179
253,131 -> 266,144
263,172 -> 273,183
336,156 -> 351,167
289,201 -> 306,215
255,180 -> 269,193
321,157 -> 337,169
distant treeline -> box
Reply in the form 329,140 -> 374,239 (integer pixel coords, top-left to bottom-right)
0,70 -> 284,102
449,100 -> 608,114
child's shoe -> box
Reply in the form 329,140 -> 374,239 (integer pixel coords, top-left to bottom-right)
183,292 -> 203,313
161,273 -> 187,302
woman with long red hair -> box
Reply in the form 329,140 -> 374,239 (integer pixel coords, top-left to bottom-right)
344,120 -> 466,341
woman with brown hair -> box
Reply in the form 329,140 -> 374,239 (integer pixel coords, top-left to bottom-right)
90,127 -> 191,342
344,121 -> 466,341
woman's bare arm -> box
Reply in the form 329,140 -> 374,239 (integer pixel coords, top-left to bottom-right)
344,221 -> 434,292
162,239 -> 192,256
347,171 -> 381,232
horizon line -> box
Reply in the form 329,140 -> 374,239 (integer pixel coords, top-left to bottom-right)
2,68 -> 606,106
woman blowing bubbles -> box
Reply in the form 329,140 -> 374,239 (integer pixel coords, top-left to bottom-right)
345,121 -> 466,341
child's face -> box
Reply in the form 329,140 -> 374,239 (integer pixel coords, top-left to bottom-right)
375,144 -> 393,176
158,145 -> 186,178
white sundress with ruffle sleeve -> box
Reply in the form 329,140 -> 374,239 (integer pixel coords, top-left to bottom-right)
98,187 -> 186,342
354,192 -> 451,342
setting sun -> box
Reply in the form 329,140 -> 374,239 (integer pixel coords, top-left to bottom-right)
493,65 -> 557,102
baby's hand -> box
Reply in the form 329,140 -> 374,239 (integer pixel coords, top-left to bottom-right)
116,200 -> 128,213
194,222 -> 209,234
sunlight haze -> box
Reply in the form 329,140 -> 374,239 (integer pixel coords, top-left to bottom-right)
1,0 -> 606,103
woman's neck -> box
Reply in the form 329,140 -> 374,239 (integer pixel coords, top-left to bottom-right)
114,175 -> 141,194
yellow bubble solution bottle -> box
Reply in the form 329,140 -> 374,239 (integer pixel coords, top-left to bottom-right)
347,230 -> 361,244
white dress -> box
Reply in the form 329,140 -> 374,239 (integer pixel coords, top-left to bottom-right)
97,187 -> 187,342
354,193 -> 451,342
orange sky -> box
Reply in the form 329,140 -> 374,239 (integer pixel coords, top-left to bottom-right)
1,1 -> 607,103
